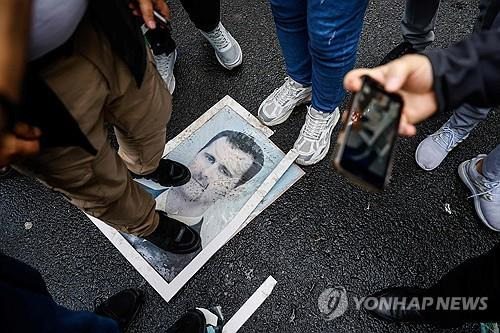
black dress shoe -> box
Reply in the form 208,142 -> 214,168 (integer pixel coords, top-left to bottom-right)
167,306 -> 225,333
379,41 -> 419,65
145,210 -> 201,254
364,287 -> 425,322
131,159 -> 191,187
94,288 -> 144,332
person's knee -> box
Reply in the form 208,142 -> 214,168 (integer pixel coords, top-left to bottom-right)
308,27 -> 359,64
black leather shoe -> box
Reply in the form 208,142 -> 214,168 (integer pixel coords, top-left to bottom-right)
131,159 -> 190,187
94,288 -> 144,332
379,41 -> 418,65
364,287 -> 425,322
145,210 -> 201,254
167,306 -> 225,333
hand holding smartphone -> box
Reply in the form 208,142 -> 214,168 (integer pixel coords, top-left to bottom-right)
153,10 -> 172,32
333,76 -> 403,191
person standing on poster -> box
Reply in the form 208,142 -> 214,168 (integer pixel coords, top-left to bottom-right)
0,0 -> 200,254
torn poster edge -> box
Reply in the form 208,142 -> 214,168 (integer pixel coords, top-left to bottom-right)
222,276 -> 277,333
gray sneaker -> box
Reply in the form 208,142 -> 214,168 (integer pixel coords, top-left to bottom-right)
258,77 -> 312,126
154,49 -> 177,94
458,154 -> 500,231
294,106 -> 340,166
200,22 -> 242,70
415,122 -> 469,171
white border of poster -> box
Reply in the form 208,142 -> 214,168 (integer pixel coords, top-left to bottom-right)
88,96 -> 302,302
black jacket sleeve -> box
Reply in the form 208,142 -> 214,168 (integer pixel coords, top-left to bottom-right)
424,29 -> 500,112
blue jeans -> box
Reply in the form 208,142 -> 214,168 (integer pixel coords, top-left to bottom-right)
269,0 -> 368,113
484,144 -> 500,181
0,254 -> 120,333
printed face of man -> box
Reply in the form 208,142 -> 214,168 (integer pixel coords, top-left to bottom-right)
175,137 -> 255,205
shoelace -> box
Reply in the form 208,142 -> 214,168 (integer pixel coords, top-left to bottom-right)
469,178 -> 500,201
207,27 -> 230,50
273,77 -> 300,106
431,126 -> 464,151
154,53 -> 174,74
302,113 -> 329,140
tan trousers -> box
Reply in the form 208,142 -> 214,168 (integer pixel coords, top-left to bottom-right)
15,18 -> 171,236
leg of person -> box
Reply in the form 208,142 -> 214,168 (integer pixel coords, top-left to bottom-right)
415,0 -> 498,171
104,28 -> 200,252
145,27 -> 178,94
415,105 -> 491,171
364,243 -> 500,326
179,0 -> 242,69
12,17 -> 159,236
424,243 -> 500,326
14,17 -> 200,253
293,0 -> 368,166
178,0 -> 220,32
0,253 -> 121,333
380,0 -> 441,64
483,145 -> 500,182
401,0 -> 441,50
458,145 -> 500,231
258,0 -> 312,126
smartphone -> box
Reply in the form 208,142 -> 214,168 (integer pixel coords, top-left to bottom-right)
153,10 -> 172,32
333,75 -> 403,191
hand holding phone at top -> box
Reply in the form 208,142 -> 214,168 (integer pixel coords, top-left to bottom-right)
343,54 -> 437,137
128,0 -> 170,30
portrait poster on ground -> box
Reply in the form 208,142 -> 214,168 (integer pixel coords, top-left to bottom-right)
88,96 -> 304,301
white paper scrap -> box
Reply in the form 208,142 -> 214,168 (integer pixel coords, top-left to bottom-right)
223,276 -> 277,333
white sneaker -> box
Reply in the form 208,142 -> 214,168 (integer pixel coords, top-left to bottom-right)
294,106 -> 340,166
200,22 -> 242,70
154,49 -> 177,94
258,77 -> 312,126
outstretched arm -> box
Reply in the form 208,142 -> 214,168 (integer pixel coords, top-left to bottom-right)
344,29 -> 500,137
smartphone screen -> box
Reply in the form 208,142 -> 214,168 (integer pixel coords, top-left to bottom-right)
336,76 -> 403,190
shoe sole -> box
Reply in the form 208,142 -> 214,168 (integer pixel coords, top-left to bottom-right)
295,110 -> 340,166
458,161 -> 500,232
258,94 -> 312,127
215,37 -> 242,70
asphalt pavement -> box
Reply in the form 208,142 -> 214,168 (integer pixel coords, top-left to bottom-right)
1,0 -> 500,332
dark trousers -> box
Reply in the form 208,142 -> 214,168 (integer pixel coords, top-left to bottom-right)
0,254 -> 120,333
146,0 -> 220,55
424,244 -> 500,326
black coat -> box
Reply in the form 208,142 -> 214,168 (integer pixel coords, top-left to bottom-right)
425,4 -> 500,113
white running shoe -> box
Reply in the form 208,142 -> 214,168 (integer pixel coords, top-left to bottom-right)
294,106 -> 340,166
258,77 -> 312,126
200,22 -> 242,70
154,49 -> 177,94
